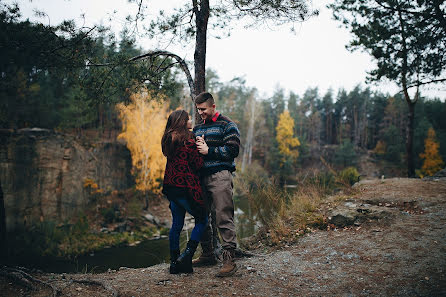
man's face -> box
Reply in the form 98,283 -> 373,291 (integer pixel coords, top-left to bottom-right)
196,101 -> 216,121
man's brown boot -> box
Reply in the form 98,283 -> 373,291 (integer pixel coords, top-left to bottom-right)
192,241 -> 217,267
216,249 -> 237,277
192,252 -> 218,266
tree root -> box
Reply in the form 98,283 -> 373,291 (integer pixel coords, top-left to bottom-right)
0,266 -> 60,297
1,265 -> 120,297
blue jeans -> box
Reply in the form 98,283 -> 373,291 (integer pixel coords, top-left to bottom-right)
169,197 -> 208,251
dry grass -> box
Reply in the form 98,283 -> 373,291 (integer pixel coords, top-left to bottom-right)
244,180 -> 328,247
240,166 -> 360,248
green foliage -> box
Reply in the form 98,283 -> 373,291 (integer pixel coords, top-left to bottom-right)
413,116 -> 431,168
306,171 -> 336,192
382,125 -> 405,163
339,167 -> 360,186
0,4 -> 183,130
100,207 -> 118,224
144,0 -> 317,44
334,140 -> 357,167
329,0 -> 446,86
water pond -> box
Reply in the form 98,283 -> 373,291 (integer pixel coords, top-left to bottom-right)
8,195 -> 259,273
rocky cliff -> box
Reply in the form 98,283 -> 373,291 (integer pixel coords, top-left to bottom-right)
0,128 -> 134,231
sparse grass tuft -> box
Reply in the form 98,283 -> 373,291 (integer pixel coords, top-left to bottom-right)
242,163 -> 358,248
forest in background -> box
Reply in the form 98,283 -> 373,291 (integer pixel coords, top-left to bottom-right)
1,3 -> 445,183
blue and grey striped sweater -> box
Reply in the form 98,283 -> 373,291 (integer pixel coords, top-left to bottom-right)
193,113 -> 240,175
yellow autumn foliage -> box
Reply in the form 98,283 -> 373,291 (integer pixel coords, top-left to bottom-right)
419,127 -> 444,176
373,140 -> 387,155
83,178 -> 102,195
276,110 -> 301,159
116,89 -> 168,193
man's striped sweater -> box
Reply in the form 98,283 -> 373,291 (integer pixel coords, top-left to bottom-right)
193,113 -> 240,175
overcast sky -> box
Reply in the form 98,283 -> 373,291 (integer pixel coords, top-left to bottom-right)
8,0 -> 446,100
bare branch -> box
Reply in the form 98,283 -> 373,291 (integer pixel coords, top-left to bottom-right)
131,50 -> 195,100
405,77 -> 446,89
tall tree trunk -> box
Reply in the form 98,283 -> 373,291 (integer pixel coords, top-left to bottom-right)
406,102 -> 416,177
353,106 -> 360,147
193,0 -> 209,95
241,95 -> 256,172
0,181 -> 6,257
398,7 -> 417,177
191,0 -> 210,123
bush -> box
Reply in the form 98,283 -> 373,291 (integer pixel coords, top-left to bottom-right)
339,167 -> 360,185
100,207 -> 117,224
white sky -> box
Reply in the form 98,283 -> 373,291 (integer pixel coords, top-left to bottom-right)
7,0 -> 446,100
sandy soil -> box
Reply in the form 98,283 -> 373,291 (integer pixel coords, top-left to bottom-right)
2,177 -> 446,297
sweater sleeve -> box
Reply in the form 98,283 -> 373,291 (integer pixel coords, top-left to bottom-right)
207,121 -> 240,161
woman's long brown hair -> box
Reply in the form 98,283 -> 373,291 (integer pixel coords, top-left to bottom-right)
161,110 -> 193,158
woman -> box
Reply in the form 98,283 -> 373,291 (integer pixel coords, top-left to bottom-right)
161,110 -> 207,274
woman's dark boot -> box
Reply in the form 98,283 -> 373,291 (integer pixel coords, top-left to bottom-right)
177,240 -> 199,273
169,249 -> 180,274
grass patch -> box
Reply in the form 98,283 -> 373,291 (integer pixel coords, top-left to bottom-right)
245,181 -> 327,246
240,165 -> 359,248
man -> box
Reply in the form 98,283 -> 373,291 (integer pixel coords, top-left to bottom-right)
193,91 -> 240,277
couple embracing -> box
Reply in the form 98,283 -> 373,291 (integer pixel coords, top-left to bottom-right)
161,92 -> 240,277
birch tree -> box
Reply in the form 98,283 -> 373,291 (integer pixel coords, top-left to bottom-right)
241,93 -> 258,172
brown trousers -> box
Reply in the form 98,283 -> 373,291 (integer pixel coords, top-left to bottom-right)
201,170 -> 237,250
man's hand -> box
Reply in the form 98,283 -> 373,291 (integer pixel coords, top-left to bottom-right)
196,135 -> 209,155
196,135 -> 205,144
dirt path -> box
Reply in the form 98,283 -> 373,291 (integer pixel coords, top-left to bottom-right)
2,178 -> 446,296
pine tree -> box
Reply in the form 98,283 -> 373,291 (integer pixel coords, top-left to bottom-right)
419,128 -> 444,176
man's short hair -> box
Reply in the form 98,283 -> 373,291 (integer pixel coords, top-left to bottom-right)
195,92 -> 214,105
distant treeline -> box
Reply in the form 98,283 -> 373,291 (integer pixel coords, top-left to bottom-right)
1,4 -> 445,177
206,74 -> 446,176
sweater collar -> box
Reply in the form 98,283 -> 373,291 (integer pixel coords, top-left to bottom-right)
205,111 -> 219,124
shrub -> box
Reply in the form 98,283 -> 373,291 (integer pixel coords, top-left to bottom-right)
339,167 -> 360,185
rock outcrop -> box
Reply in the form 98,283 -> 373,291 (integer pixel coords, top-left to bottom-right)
0,128 -> 134,231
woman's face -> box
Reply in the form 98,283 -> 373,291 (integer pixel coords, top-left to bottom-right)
187,118 -> 192,129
